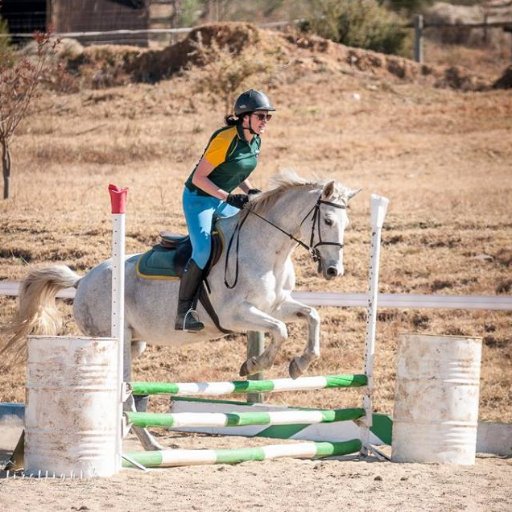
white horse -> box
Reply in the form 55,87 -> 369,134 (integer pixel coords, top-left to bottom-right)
2,171 -> 359,449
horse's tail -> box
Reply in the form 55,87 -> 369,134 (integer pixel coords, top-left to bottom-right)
0,265 -> 81,364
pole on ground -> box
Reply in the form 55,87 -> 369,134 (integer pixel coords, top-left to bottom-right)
360,194 -> 389,457
247,331 -> 265,403
108,184 -> 128,472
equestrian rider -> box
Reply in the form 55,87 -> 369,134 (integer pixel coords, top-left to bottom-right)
175,89 -> 276,331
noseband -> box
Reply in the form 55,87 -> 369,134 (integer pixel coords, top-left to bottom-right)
224,194 -> 346,288
306,198 -> 347,263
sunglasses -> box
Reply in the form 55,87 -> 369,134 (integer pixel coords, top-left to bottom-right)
253,113 -> 272,122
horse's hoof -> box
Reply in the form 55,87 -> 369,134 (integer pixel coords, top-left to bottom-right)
239,361 -> 249,377
289,358 -> 303,380
240,357 -> 256,377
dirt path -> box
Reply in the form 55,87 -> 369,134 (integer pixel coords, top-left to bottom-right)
1,456 -> 510,512
1,431 -> 511,512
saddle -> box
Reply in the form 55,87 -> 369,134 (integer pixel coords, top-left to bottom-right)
135,229 -> 230,333
136,230 -> 223,280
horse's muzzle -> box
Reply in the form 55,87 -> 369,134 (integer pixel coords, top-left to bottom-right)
323,264 -> 343,280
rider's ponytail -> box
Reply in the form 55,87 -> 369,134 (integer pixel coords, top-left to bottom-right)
225,114 -> 240,126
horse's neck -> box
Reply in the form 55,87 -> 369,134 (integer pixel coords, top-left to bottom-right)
261,187 -> 319,237
218,187 -> 319,266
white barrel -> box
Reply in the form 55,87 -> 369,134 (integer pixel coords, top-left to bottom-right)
391,334 -> 482,465
25,336 -> 119,477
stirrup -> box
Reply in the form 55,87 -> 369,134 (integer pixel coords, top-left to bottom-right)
179,308 -> 204,332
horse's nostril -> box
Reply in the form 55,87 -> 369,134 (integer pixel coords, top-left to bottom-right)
327,267 -> 337,277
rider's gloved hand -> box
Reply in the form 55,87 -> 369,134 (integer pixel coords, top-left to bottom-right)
226,193 -> 249,209
247,188 -> 262,195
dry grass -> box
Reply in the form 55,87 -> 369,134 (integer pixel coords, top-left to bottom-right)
0,26 -> 511,423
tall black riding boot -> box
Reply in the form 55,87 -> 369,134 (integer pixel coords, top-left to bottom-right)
175,259 -> 205,331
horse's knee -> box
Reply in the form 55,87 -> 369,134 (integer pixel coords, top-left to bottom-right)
271,321 -> 288,342
309,307 -> 321,325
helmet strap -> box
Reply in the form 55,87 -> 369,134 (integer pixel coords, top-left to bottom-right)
247,113 -> 257,135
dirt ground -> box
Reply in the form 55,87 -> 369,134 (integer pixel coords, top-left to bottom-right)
0,22 -> 511,511
1,431 -> 512,512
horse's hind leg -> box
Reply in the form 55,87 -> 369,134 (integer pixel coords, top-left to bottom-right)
130,341 -> 149,412
237,305 -> 288,377
122,331 -> 162,451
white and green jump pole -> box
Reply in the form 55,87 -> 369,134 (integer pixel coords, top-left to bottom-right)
123,440 -> 361,468
125,407 -> 365,429
129,373 -> 367,397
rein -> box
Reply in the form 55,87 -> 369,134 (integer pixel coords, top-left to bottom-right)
224,195 -> 346,289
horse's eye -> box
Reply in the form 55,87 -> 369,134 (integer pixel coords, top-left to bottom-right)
324,218 -> 333,226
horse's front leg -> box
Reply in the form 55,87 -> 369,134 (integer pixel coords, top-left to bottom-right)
274,297 -> 321,379
235,303 -> 288,377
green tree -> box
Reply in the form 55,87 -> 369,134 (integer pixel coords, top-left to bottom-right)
303,0 -> 408,56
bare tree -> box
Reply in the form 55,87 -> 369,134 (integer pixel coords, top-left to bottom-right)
169,0 -> 183,27
0,32 -> 56,199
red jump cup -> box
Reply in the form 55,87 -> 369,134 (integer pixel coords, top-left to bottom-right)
108,184 -> 128,214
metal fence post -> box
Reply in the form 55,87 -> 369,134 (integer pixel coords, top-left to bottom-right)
246,331 -> 265,403
414,14 -> 424,63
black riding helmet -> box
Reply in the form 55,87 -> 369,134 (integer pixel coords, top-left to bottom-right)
234,89 -> 276,117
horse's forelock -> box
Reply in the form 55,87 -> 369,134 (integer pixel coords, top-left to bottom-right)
331,183 -> 353,207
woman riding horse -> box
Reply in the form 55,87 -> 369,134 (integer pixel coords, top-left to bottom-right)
176,89 -> 275,332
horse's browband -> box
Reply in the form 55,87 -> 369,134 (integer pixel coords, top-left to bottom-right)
318,199 -> 346,209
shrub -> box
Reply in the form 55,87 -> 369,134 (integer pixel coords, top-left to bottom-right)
185,32 -> 279,115
302,0 -> 408,56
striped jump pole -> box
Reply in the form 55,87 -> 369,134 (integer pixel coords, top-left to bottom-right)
123,439 -> 362,468
129,374 -> 367,397
125,408 -> 365,429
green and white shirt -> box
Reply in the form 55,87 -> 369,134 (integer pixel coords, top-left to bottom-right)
185,124 -> 261,196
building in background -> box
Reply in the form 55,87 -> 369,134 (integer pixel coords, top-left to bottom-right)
0,0 -> 150,46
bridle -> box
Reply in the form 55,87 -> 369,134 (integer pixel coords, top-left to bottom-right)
224,194 -> 346,289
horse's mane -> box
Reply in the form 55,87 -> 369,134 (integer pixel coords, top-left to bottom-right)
249,170 -> 323,213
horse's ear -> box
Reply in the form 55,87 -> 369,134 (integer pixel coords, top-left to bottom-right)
322,181 -> 336,199
347,188 -> 362,201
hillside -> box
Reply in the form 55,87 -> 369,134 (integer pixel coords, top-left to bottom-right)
54,22 -> 511,91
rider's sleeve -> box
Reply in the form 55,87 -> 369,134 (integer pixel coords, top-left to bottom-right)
203,127 -> 237,167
